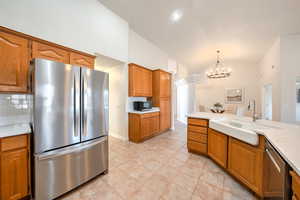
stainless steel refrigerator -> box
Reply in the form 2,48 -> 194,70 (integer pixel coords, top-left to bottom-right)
31,59 -> 109,200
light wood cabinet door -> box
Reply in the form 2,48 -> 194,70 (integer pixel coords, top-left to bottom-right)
160,98 -> 171,131
208,129 -> 228,168
1,148 -> 28,200
32,41 -> 69,63
70,52 -> 94,69
0,31 -> 28,93
141,116 -> 159,139
128,64 -> 152,97
159,71 -> 171,98
228,137 -> 263,195
143,69 -> 152,96
291,171 -> 300,199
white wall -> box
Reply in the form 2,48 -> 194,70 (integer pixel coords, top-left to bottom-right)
128,30 -> 169,70
194,62 -> 261,114
0,0 -> 179,139
259,35 -> 300,124
95,57 -> 129,140
280,35 -> 300,123
0,0 -> 129,62
259,39 -> 281,121
128,29 -> 177,129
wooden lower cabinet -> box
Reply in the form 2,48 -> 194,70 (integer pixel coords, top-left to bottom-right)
208,129 -> 228,168
0,134 -> 30,200
129,112 -> 160,143
228,137 -> 264,196
187,118 -> 208,155
141,114 -> 160,138
290,171 -> 300,200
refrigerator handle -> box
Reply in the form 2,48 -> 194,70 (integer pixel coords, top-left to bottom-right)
37,137 -> 107,160
82,73 -> 88,137
73,77 -> 78,137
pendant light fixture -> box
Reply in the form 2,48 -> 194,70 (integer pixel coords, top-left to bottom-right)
206,50 -> 232,79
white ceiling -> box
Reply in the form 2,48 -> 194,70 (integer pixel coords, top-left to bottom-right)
99,0 -> 300,73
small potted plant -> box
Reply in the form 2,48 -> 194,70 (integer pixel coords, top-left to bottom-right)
211,102 -> 225,113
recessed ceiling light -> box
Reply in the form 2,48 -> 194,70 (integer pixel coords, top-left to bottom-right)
170,10 -> 183,22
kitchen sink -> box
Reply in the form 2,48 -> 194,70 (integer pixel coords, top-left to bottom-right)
226,119 -> 280,130
209,118 -> 279,146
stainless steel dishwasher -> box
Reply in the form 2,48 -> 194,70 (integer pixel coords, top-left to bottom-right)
263,141 -> 291,199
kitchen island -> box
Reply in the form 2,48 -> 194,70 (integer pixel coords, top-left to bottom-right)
187,112 -> 300,199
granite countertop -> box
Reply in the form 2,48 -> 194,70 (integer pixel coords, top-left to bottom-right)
128,107 -> 160,114
187,112 -> 300,176
0,123 -> 31,138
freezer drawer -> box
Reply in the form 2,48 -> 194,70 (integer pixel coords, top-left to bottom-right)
34,137 -> 108,200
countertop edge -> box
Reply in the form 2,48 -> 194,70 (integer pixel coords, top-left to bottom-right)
128,108 -> 160,114
0,124 -> 32,138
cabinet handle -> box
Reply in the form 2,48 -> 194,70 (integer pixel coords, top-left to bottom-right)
266,148 -> 281,173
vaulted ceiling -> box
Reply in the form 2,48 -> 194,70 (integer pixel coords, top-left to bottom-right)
100,0 -> 300,73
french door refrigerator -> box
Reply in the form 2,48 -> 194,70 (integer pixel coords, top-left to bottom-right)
31,59 -> 109,200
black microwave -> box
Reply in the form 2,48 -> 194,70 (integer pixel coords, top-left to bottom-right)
133,101 -> 152,111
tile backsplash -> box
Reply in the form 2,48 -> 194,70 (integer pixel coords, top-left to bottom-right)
0,94 -> 32,126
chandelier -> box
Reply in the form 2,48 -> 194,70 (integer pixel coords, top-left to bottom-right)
206,50 -> 232,79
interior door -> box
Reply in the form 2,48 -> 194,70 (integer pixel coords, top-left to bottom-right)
34,59 -> 81,153
81,68 -> 109,142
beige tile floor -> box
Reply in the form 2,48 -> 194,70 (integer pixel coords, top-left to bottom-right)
59,121 -> 258,200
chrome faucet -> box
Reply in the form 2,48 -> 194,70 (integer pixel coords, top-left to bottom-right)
248,100 -> 258,122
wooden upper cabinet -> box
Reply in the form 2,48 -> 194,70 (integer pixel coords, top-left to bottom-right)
228,137 -> 264,195
128,63 -> 152,97
32,41 -> 69,63
152,69 -> 171,104
0,31 -> 29,93
70,52 -> 94,69
208,129 -> 228,168
159,71 -> 171,98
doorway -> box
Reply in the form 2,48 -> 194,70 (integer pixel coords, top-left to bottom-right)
296,77 -> 300,123
176,81 -> 189,124
263,84 -> 273,120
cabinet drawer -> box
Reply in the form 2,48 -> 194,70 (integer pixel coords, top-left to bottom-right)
188,125 -> 207,134
188,132 -> 207,143
141,112 -> 160,118
1,135 -> 28,152
188,118 -> 208,127
291,171 -> 300,198
187,141 -> 207,154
